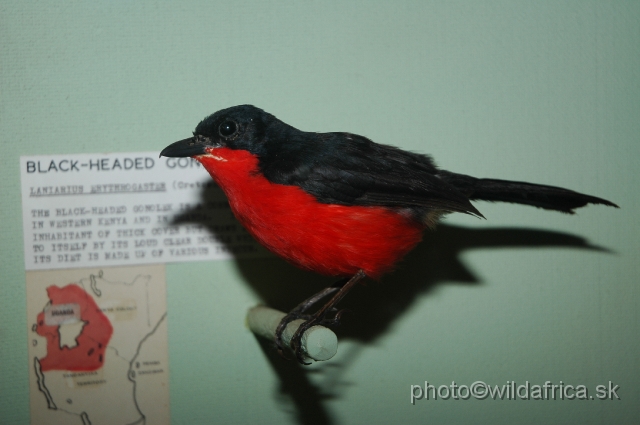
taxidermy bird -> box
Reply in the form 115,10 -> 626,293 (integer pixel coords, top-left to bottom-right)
161,105 -> 617,364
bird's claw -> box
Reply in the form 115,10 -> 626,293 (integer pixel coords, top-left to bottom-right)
274,311 -> 312,356
280,308 -> 352,365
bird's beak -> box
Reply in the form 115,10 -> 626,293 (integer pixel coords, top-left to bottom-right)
160,137 -> 211,158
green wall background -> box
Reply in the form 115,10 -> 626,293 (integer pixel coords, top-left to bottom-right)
1,1 -> 638,424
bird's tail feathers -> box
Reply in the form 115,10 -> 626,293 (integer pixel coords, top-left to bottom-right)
438,171 -> 618,214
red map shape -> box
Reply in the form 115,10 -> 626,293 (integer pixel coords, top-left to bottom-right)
36,284 -> 113,372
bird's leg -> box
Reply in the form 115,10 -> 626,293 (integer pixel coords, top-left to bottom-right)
274,277 -> 350,353
289,270 -> 367,364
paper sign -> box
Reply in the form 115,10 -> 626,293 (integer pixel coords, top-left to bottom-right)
20,152 -> 270,270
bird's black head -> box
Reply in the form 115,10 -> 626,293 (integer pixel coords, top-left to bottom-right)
160,105 -> 283,158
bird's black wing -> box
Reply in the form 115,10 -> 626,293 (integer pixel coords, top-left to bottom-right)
258,132 -> 482,218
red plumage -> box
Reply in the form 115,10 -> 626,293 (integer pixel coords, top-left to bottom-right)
197,147 -> 424,279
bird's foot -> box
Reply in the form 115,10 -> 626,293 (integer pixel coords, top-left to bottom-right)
274,310 -> 312,354
288,308 -> 352,365
274,270 -> 366,364
273,284 -> 347,357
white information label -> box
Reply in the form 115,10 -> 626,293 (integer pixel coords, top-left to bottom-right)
20,152 -> 270,270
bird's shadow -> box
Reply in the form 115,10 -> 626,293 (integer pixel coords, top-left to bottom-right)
172,183 -> 609,425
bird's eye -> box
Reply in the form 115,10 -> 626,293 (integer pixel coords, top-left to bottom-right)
218,120 -> 238,138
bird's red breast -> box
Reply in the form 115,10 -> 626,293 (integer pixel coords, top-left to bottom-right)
196,147 -> 425,279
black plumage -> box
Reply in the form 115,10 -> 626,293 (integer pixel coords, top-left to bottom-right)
187,105 -> 617,220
